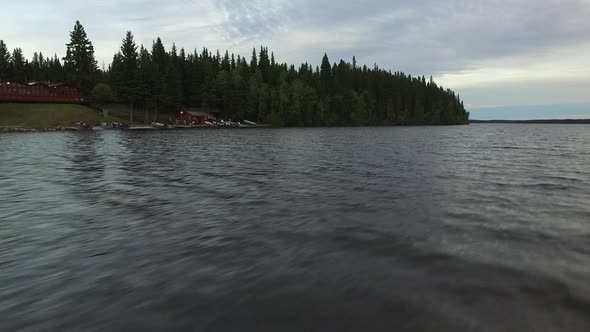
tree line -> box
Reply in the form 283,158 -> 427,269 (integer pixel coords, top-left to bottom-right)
0,21 -> 469,126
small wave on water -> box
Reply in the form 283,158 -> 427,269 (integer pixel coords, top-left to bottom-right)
1,124 -> 590,331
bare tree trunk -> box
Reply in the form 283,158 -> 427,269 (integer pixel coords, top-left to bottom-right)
145,108 -> 149,124
130,103 -> 134,126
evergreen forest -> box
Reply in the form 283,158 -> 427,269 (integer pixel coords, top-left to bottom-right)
0,21 -> 469,126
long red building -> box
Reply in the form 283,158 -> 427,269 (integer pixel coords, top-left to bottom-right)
0,81 -> 84,103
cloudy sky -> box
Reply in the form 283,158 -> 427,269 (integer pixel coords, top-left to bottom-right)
1,0 -> 589,119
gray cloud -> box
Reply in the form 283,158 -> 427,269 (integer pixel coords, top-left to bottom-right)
289,0 -> 590,74
1,0 -> 589,110
186,0 -> 590,78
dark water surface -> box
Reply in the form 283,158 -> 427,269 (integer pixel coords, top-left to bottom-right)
1,125 -> 590,331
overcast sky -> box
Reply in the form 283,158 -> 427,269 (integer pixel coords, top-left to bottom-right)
1,0 -> 589,118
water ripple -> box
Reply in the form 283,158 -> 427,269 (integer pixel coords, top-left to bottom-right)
1,124 -> 590,331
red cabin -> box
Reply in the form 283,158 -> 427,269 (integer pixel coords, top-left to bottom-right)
0,81 -> 84,103
177,108 -> 216,125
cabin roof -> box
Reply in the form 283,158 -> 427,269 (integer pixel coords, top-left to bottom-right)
182,107 -> 220,114
0,81 -> 26,86
28,82 -> 46,85
185,111 -> 210,117
48,83 -> 76,88
0,81 -> 76,89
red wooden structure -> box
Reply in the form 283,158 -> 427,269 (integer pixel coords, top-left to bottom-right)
0,81 -> 84,103
177,108 -> 215,124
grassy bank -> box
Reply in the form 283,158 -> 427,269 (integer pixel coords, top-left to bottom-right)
104,104 -> 172,124
0,103 -> 184,130
0,103 -> 125,129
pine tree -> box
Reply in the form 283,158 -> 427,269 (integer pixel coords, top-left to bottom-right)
63,20 -> 98,95
320,53 -> 332,82
118,31 -> 139,123
151,38 -> 167,113
137,46 -> 153,123
179,48 -> 186,63
48,54 -> 65,83
162,61 -> 183,112
119,32 -> 139,98
11,48 -> 27,82
0,40 -> 11,80
250,48 -> 258,71
221,50 -> 231,71
170,43 -> 179,64
109,52 -> 124,97
38,52 -> 47,81
152,38 -> 167,68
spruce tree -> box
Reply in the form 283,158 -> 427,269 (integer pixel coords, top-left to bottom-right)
11,48 -> 27,82
151,38 -> 167,113
109,52 -> 124,98
152,38 -> 167,68
63,20 -> 98,95
250,48 -> 257,71
48,54 -> 65,83
137,46 -> 153,123
38,52 -> 47,81
119,31 -> 139,101
0,40 -> 11,80
162,61 -> 183,112
170,43 -> 179,65
119,31 -> 139,123
320,53 -> 332,82
222,50 -> 231,71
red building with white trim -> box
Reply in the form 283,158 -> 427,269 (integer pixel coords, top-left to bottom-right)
177,108 -> 217,125
0,81 -> 84,103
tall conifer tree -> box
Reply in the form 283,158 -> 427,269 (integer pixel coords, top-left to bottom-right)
11,48 -> 27,82
119,31 -> 139,123
63,20 -> 98,95
0,40 -> 11,80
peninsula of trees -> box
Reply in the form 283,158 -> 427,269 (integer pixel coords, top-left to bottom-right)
0,21 -> 469,126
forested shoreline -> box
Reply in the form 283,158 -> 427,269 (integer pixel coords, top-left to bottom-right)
0,21 -> 469,126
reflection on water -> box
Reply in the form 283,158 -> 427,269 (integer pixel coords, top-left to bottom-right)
1,125 -> 590,331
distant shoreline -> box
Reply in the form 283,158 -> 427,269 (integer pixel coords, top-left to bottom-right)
1,102 -> 471,132
470,119 -> 590,124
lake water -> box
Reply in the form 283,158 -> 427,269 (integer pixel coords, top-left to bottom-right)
1,125 -> 590,331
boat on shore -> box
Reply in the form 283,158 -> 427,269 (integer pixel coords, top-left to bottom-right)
242,120 -> 257,127
127,126 -> 158,130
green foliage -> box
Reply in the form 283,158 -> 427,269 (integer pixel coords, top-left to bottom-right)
91,83 -> 114,106
0,103 -> 123,129
4,24 -> 469,126
320,53 -> 332,81
161,61 -> 183,112
10,48 -> 27,82
111,31 -> 139,104
137,46 -> 154,108
63,20 -> 98,95
0,40 -> 11,80
264,112 -> 285,127
250,48 -> 258,71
